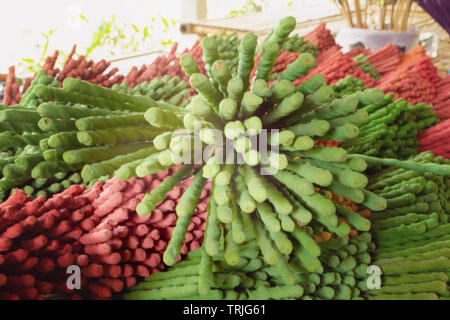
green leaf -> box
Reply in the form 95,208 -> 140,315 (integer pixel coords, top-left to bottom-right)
161,39 -> 173,46
161,17 -> 169,28
131,24 -> 140,33
143,27 -> 149,38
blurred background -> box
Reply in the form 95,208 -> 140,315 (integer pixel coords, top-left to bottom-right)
1,0 -> 448,78
0,0 -> 334,76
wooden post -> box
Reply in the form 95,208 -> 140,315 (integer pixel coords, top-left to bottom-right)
394,0 -> 406,31
364,0 -> 369,28
354,0 -> 363,28
180,0 -> 207,22
380,1 -> 387,30
390,1 -> 395,29
400,0 -> 413,31
343,0 -> 354,27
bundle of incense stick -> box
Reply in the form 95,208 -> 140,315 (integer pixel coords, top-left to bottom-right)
332,0 -> 415,31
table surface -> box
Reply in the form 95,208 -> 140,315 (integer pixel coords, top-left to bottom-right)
182,5 -> 340,36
